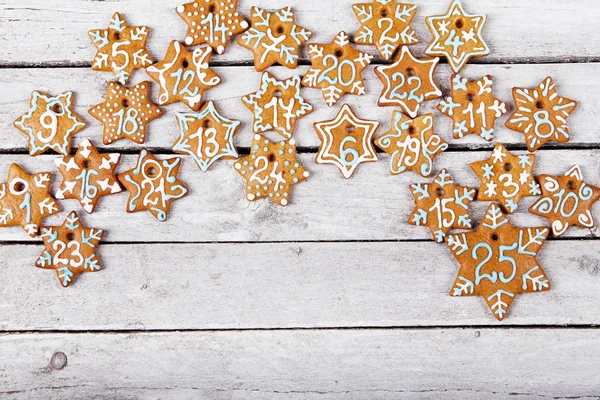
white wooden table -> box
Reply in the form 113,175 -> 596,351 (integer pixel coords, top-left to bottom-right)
1,1 -> 599,398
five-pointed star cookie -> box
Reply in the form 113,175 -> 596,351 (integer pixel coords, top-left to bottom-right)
447,204 -> 550,321
242,72 -> 314,140
470,143 -> 540,214
0,164 -> 60,237
89,12 -> 153,85
119,150 -> 189,221
234,135 -> 310,206
54,139 -> 122,214
237,6 -> 312,71
35,211 -> 104,287
303,31 -> 373,107
173,100 -> 240,172
375,46 -> 442,117
147,40 -> 221,111
375,111 -> 447,177
314,104 -> 379,179
352,1 -> 418,60
409,169 -> 476,242
177,0 -> 249,53
14,91 -> 86,157
89,81 -> 163,145
505,77 -> 578,152
530,166 -> 600,237
424,0 -> 489,73
438,74 -> 508,142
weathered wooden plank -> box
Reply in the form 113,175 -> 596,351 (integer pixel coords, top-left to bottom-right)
1,0 -> 599,66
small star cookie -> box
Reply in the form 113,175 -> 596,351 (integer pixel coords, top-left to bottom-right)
14,91 -> 86,157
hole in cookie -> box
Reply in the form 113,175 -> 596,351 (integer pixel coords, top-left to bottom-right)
83,160 -> 91,168
335,49 -> 344,58
455,19 -> 464,29
66,232 -> 75,241
406,68 -> 415,77
467,93 -> 475,102
408,125 -> 416,135
15,182 -> 26,192
535,101 -> 544,109
182,59 -> 189,69
122,99 -> 129,108
568,180 -> 576,190
380,8 -> 388,17
114,32 -> 122,40
504,163 -> 512,172
208,4 -> 217,13
146,167 -> 157,177
436,188 -> 445,197
276,25 -> 285,35
268,154 -> 276,162
203,119 -> 212,128
274,90 -> 283,98
50,104 -> 63,114
491,234 -> 499,241
346,125 -> 355,134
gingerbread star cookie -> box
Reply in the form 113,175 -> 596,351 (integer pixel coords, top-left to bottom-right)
237,6 -> 312,71
234,135 -> 309,206
470,143 -> 540,214
14,91 -> 86,157
242,72 -> 314,140
375,111 -> 447,177
409,169 -> 476,242
89,81 -> 163,145
0,164 -> 60,237
424,0 -> 489,73
119,150 -> 189,221
530,166 -> 600,237
54,139 -> 122,214
176,0 -> 249,53
352,1 -> 418,60
89,12 -> 153,84
303,31 -> 373,107
505,77 -> 578,152
438,74 -> 508,142
314,104 -> 379,179
36,211 -> 104,287
375,47 -> 442,117
447,204 -> 550,321
147,40 -> 221,111
173,100 -> 240,172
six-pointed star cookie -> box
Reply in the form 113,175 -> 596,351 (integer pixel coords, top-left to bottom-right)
470,143 -> 540,214
314,104 -> 379,179
303,31 -> 373,107
505,77 -> 578,152
173,100 -> 240,172
352,1 -> 418,60
89,81 -> 163,145
375,46 -> 442,117
237,6 -> 312,71
242,72 -> 314,140
530,166 -> 600,236
147,40 -> 221,111
54,139 -> 122,214
424,0 -> 489,73
447,204 -> 550,321
36,211 -> 104,287
119,149 -> 189,222
409,169 -> 476,242
177,0 -> 249,53
0,164 -> 60,237
234,135 -> 310,206
14,91 -> 86,157
375,111 -> 447,177
89,12 -> 153,84
438,74 -> 508,142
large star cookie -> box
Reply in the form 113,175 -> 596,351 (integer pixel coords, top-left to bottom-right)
173,100 -> 240,172
375,111 -> 447,177
36,211 -> 104,287
409,169 -> 476,242
242,72 -> 313,140
54,139 -> 122,213
447,204 -> 550,321
147,40 -> 221,111
303,31 -> 373,107
438,74 -> 507,141
89,12 -> 153,84
0,164 -> 60,237
505,77 -> 578,152
375,47 -> 442,117
237,6 -> 312,71
530,166 -> 600,236
424,0 -> 489,73
14,91 -> 86,156
314,104 -> 379,179
470,143 -> 540,214
89,81 -> 163,145
352,1 -> 418,60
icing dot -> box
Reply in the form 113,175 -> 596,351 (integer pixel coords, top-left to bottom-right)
289,139 -> 296,146
254,134 -> 261,140
185,37 -> 194,45
234,163 -> 242,169
247,193 -> 255,200
281,199 -> 288,205
303,171 -> 310,177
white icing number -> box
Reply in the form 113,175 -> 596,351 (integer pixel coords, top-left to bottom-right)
113,108 -> 139,136
190,127 -> 219,158
264,97 -> 296,131
170,68 -> 199,97
249,156 -> 286,191
111,41 -> 131,71
52,240 -> 84,268
36,111 -> 58,144
317,54 -> 357,87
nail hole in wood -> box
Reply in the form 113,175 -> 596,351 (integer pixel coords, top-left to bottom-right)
51,352 -> 68,370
